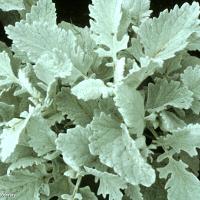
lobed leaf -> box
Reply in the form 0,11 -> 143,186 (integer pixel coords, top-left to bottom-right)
114,83 -> 145,135
146,79 -> 193,112
138,2 -> 200,60
85,167 -> 127,200
56,126 -> 95,171
89,112 -> 155,186
158,158 -> 200,200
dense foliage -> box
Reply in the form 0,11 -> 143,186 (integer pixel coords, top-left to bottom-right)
0,0 -> 200,199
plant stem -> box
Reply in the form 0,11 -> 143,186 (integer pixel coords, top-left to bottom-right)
148,126 -> 159,139
72,175 -> 82,199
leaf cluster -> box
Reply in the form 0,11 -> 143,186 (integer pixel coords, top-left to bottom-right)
0,0 -> 200,199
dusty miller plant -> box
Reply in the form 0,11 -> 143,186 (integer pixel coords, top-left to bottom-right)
0,0 -> 200,199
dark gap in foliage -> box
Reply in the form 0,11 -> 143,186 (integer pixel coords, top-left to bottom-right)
71,175 -> 108,199
48,177 -> 55,183
71,178 -> 77,185
51,116 -> 75,134
150,0 -> 195,17
138,76 -> 153,90
145,127 -> 165,155
53,0 -> 91,27
189,50 -> 200,58
79,175 -> 97,191
80,174 -> 108,200
0,10 -> 19,46
50,196 -> 58,200
144,128 -> 153,145
59,154 -> 63,159
0,20 -> 11,46
198,170 -> 200,179
154,146 -> 165,155
47,168 -> 53,174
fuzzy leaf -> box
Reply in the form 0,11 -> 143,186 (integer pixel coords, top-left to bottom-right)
191,100 -> 200,115
161,53 -> 182,75
0,108 -> 34,162
27,115 -> 57,156
114,83 -> 145,135
125,185 -> 143,200
34,49 -> 73,85
146,79 -> 193,112
17,66 -> 42,100
159,111 -> 185,132
3,145 -> 36,164
5,21 -> 72,62
181,65 -> 200,100
0,119 -> 25,162
79,186 -> 98,200
122,0 -> 151,25
0,169 -> 47,200
85,167 -> 127,200
25,0 -> 56,25
0,0 -> 24,11
7,157 -> 45,175
187,32 -> 200,51
71,79 -> 112,101
56,126 -> 95,171
138,2 -> 200,60
55,88 -> 98,126
89,113 -> 155,186
0,51 -> 18,87
6,18 -> 89,83
158,158 -> 200,200
0,102 -> 15,122
161,124 -> 200,157
123,58 -> 162,89
89,0 -> 129,59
